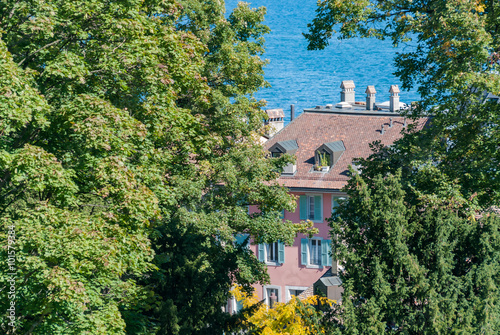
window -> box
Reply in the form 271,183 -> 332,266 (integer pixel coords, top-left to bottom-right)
332,196 -> 346,213
227,294 -> 244,314
285,286 -> 308,302
267,242 -> 278,262
310,239 -> 321,265
299,195 -> 322,222
264,285 -> 281,308
300,238 -> 331,267
258,240 -> 285,264
271,151 -> 282,158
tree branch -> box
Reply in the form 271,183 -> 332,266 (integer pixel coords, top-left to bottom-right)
18,39 -> 62,67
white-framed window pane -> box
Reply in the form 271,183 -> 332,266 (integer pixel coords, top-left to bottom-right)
267,288 -> 279,307
310,239 -> 321,265
308,196 -> 315,220
290,289 -> 304,298
267,242 -> 278,262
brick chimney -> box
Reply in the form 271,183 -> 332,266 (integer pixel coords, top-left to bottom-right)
340,80 -> 355,104
389,85 -> 400,112
365,85 -> 376,110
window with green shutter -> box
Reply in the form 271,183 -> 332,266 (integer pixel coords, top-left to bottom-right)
259,241 -> 285,265
300,238 -> 331,267
299,194 -> 323,221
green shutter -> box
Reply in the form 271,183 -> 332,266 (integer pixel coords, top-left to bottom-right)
314,196 -> 322,221
258,244 -> 265,262
299,195 -> 307,220
301,239 -> 308,265
278,240 -> 285,264
321,239 -> 331,266
235,234 -> 248,246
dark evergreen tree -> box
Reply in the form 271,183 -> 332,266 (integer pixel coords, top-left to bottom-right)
329,168 -> 499,334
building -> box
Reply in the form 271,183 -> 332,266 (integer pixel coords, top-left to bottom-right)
248,80 -> 430,305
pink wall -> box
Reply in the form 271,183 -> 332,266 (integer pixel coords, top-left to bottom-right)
249,191 -> 341,303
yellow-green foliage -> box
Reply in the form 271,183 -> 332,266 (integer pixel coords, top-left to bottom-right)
231,286 -> 335,334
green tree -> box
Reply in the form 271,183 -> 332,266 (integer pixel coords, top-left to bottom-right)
305,1 -> 500,206
305,0 -> 500,106
306,1 -> 500,333
0,1 -> 312,333
329,169 -> 500,334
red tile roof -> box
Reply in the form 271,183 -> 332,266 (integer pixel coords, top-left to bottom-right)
265,110 -> 430,190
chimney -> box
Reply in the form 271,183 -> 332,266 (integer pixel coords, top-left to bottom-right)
389,117 -> 393,128
340,80 -> 355,104
290,104 -> 295,121
265,109 -> 284,137
381,124 -> 385,135
365,85 -> 376,110
389,85 -> 400,113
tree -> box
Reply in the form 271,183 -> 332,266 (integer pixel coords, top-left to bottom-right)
305,0 -> 500,106
329,169 -> 500,334
231,286 -> 336,334
305,1 -> 500,333
0,1 -> 313,333
305,1 -> 500,207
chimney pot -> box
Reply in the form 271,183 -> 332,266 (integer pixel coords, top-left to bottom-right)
340,80 -> 355,103
365,85 -> 376,110
389,85 -> 400,112
290,104 -> 295,121
381,124 -> 385,135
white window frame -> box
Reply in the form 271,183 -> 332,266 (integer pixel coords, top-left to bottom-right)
309,238 -> 322,266
301,237 -> 332,269
263,285 -> 281,307
285,286 -> 309,302
332,196 -> 346,214
304,237 -> 323,268
266,242 -> 279,263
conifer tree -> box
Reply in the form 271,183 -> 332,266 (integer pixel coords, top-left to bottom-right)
306,1 -> 500,332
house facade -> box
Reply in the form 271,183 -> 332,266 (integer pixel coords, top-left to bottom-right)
246,81 -> 430,306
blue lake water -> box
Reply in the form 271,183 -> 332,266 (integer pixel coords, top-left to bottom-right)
225,0 -> 420,123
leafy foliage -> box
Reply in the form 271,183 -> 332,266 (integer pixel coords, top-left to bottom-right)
231,286 -> 336,334
305,0 -> 500,106
0,1 -> 314,333
306,1 -> 500,333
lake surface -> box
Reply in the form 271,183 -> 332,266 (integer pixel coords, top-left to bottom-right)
225,0 -> 420,123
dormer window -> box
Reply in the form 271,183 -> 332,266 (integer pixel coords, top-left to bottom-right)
315,150 -> 331,172
313,141 -> 345,172
271,150 -> 282,158
269,140 -> 298,175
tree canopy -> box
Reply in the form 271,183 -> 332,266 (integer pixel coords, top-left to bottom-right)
330,170 -> 500,334
305,0 -> 500,106
231,286 -> 336,335
306,0 -> 500,333
0,1 -> 314,333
